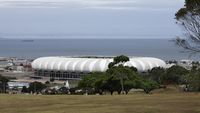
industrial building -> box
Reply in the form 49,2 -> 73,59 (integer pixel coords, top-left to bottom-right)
31,56 -> 166,80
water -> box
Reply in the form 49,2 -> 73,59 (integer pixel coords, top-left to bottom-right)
0,39 -> 198,60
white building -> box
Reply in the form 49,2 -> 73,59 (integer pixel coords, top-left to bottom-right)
8,82 -> 29,89
31,56 -> 166,80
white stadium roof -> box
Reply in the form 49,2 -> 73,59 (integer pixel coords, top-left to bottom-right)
32,57 -> 166,72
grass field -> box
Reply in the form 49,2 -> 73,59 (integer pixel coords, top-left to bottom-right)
0,92 -> 200,113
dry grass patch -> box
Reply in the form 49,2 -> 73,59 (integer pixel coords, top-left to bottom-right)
0,93 -> 200,113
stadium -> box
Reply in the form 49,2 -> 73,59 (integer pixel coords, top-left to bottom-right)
31,56 -> 166,80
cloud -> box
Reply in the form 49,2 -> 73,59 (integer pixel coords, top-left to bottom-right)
0,0 -> 136,8
0,0 -> 65,8
0,0 -> 184,10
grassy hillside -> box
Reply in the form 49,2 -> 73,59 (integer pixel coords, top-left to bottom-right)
0,93 -> 200,113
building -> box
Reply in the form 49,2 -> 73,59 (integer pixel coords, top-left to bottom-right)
7,82 -> 29,94
8,82 -> 29,89
31,56 -> 166,80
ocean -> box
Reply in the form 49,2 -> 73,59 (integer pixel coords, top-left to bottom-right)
0,39 -> 198,61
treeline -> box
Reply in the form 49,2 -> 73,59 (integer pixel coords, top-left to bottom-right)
78,55 -> 159,95
78,66 -> 159,95
78,55 -> 200,95
148,65 -> 200,92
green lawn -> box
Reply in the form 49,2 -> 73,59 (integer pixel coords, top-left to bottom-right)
0,92 -> 200,113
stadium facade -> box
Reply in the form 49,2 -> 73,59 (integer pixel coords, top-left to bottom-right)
31,57 -> 166,80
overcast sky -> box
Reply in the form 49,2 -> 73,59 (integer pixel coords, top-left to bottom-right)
0,0 -> 184,39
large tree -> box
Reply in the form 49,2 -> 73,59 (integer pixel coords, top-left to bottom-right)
106,65 -> 139,94
108,55 -> 130,94
175,0 -> 200,53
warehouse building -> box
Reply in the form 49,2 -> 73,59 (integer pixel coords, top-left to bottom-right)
31,56 -> 166,80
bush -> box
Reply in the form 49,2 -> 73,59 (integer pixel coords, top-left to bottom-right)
148,67 -> 165,84
29,81 -> 46,93
21,86 -> 29,93
141,79 -> 159,94
164,65 -> 188,85
187,69 -> 200,91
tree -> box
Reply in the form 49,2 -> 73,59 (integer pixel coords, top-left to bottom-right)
113,55 -> 129,64
124,80 -> 141,94
78,72 -> 105,89
78,66 -> 141,95
78,55 -> 162,95
141,79 -> 159,94
187,69 -> 200,91
109,55 -> 130,68
108,62 -> 116,69
29,81 -> 46,93
108,55 -> 130,94
164,65 -> 189,84
106,65 -> 140,94
21,86 -> 29,93
78,72 -> 109,95
128,66 -> 138,73
0,75 -> 9,93
94,74 -> 108,95
175,0 -> 200,53
148,67 -> 165,84
105,76 -> 121,95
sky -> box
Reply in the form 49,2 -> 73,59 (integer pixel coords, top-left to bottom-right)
0,0 -> 185,39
